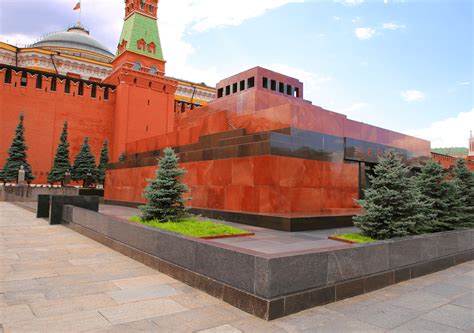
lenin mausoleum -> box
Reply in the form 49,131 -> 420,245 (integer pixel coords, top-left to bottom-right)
1,0 -> 472,230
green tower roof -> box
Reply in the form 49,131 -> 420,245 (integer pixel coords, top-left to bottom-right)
117,13 -> 164,61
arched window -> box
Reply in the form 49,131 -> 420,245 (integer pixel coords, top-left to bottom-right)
149,66 -> 157,75
140,0 -> 145,10
133,62 -> 142,71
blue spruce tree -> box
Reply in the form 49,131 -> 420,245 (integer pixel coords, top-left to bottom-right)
354,151 -> 432,239
140,148 -> 191,222
2,113 -> 34,182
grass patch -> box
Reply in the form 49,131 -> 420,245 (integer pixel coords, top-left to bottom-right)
130,215 -> 249,237
332,232 -> 376,243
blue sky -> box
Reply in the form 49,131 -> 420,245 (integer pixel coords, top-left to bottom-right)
0,0 -> 472,148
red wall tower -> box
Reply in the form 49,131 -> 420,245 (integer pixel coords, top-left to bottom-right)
105,0 -> 177,161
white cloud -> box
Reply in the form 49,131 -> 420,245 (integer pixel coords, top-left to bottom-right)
401,89 -> 426,102
384,0 -> 389,4
457,81 -> 471,86
355,27 -> 376,40
352,16 -> 361,23
407,109 -> 474,148
78,0 -> 304,86
334,0 -> 364,6
332,16 -> 341,21
0,33 -> 39,47
382,22 -> 406,30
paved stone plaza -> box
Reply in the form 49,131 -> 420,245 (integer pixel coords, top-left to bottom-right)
0,202 -> 473,332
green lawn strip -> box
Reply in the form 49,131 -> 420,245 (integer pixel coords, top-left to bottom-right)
332,232 -> 376,243
130,216 -> 249,237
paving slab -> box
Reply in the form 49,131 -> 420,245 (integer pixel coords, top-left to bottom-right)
419,304 -> 474,331
1,201 -> 473,332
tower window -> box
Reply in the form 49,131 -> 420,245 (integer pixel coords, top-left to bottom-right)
262,77 -> 268,89
148,4 -> 153,12
51,77 -> 57,91
20,72 -> 27,87
240,80 -> 245,91
140,0 -> 145,10
149,66 -> 157,75
133,62 -> 142,71
225,85 -> 231,95
217,88 -> 223,98
104,87 -> 109,100
148,42 -> 156,54
286,84 -> 293,96
279,82 -> 285,93
4,68 -> 12,84
294,87 -> 300,98
137,39 -> 146,51
91,84 -> 97,98
232,83 -> 238,94
270,79 -> 276,91
64,79 -> 70,93
36,74 -> 42,89
247,77 -> 255,88
78,82 -> 84,96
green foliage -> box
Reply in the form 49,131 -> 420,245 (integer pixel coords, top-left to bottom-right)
354,151 -> 433,240
332,233 -> 375,243
139,147 -> 191,222
416,159 -> 457,232
432,147 -> 468,157
2,113 -> 34,182
118,151 -> 126,162
451,159 -> 474,228
130,216 -> 247,237
47,121 -> 71,184
71,137 -> 97,182
97,139 -> 109,183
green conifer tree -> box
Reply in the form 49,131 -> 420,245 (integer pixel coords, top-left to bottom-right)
97,139 -> 109,184
140,148 -> 191,222
2,113 -> 34,182
354,151 -> 431,240
47,121 -> 71,185
118,151 -> 126,162
416,159 -> 454,232
451,159 -> 474,228
71,137 -> 97,185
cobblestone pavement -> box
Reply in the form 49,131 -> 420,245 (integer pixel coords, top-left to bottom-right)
1,202 -> 473,332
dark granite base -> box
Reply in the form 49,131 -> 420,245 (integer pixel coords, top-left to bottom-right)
103,200 -> 354,231
189,208 -> 355,231
64,214 -> 473,320
38,195 -> 100,224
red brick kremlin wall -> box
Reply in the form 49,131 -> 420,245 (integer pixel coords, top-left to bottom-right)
0,68 -> 115,183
